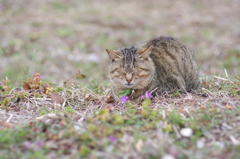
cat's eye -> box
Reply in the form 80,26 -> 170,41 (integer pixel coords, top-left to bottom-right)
139,67 -> 149,71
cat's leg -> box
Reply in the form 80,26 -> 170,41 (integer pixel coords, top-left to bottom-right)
171,74 -> 187,93
111,86 -> 121,102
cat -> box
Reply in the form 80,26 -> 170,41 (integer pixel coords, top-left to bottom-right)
106,36 -> 199,104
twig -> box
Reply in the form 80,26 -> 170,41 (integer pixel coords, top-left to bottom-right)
6,114 -> 13,123
184,108 -> 193,119
213,76 -> 228,81
64,73 -> 78,85
150,87 -> 158,94
230,135 -> 240,145
162,110 -> 166,119
201,88 -> 215,98
9,87 -> 24,94
224,69 -> 229,79
213,69 -> 233,83
64,70 -> 85,85
173,125 -> 181,139
62,99 -> 67,109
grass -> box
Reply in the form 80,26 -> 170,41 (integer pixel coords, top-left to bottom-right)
1,0 -> 240,85
0,0 -> 240,158
0,73 -> 239,159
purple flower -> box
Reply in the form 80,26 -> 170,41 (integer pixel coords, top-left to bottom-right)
109,135 -> 118,144
33,140 -> 44,152
40,75 -> 44,80
24,141 -> 32,150
145,91 -> 153,99
80,117 -> 86,122
141,91 -> 153,100
159,122 -> 165,128
36,140 -> 44,148
0,81 -> 4,86
120,96 -> 129,103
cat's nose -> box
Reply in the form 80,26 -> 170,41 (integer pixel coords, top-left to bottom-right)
126,79 -> 132,84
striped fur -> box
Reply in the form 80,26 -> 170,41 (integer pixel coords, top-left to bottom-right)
106,36 -> 199,103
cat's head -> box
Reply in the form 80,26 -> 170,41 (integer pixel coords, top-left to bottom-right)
106,46 -> 155,89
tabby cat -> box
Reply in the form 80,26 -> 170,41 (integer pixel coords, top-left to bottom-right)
106,36 -> 199,103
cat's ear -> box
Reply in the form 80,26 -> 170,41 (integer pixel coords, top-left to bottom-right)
139,47 -> 152,58
106,49 -> 121,62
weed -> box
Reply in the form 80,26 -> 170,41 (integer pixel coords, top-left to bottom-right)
0,1 -> 240,158
56,29 -> 75,38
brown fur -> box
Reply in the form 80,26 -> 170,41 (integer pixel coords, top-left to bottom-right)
106,36 -> 199,103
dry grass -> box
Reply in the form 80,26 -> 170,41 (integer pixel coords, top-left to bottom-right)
1,74 -> 239,125
0,0 -> 240,158
0,75 -> 239,158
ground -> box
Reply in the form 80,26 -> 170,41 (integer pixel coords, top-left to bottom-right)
0,0 -> 240,159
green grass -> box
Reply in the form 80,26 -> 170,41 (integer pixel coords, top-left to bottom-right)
1,0 -> 239,85
0,0 -> 240,158
0,75 -> 239,158
56,28 -> 75,38
0,102 -> 239,158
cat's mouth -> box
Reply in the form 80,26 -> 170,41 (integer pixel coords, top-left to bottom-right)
124,83 -> 134,88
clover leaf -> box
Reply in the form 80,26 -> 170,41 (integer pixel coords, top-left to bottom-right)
117,88 -> 132,98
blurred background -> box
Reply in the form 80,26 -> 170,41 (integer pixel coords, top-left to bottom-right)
0,0 -> 239,86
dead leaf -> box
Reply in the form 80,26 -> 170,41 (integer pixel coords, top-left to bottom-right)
106,95 -> 114,104
225,104 -> 232,110
43,83 -> 51,94
179,108 -> 189,117
4,122 -> 13,128
50,92 -> 63,104
0,121 -> 13,128
45,140 -> 59,149
23,81 -> 31,90
22,72 -> 42,90
135,140 -> 144,152
84,94 -> 97,101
